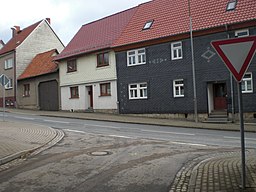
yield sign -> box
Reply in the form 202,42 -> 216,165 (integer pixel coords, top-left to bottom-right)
211,36 -> 256,82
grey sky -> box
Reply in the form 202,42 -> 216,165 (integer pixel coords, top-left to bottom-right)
0,0 -> 150,46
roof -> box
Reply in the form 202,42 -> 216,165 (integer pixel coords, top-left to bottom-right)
113,0 -> 256,47
0,20 -> 42,55
18,49 -> 58,80
55,7 -> 138,60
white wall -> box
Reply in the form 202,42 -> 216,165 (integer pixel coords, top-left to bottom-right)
59,50 -> 118,111
16,20 -> 64,77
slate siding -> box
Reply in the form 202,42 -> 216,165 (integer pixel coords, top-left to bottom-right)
116,27 -> 256,115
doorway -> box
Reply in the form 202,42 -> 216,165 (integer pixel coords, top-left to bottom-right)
213,83 -> 227,110
86,85 -> 93,109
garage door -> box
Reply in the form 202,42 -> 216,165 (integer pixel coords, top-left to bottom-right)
39,80 -> 59,111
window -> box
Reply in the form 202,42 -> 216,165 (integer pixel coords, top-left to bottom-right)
143,20 -> 154,30
97,52 -> 109,67
235,29 -> 249,37
70,86 -> 79,98
5,78 -> 13,89
129,83 -> 147,99
171,42 -> 183,60
226,1 -> 237,11
173,79 -> 184,97
5,58 -> 13,69
67,59 -> 77,73
242,73 -> 253,93
127,48 -> 146,66
23,84 -> 30,97
100,83 -> 111,96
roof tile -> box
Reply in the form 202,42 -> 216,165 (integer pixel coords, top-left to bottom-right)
18,49 -> 58,80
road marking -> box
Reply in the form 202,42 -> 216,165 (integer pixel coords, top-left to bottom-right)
44,119 -> 70,124
64,129 -> 86,134
84,123 -> 121,129
171,141 -> 207,147
108,135 -> 133,139
224,136 -> 256,141
14,116 -> 35,120
142,129 -> 195,136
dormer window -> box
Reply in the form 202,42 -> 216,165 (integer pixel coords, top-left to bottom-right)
226,1 -> 237,11
143,20 -> 154,30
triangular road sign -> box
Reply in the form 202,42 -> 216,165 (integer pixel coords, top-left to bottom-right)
211,36 -> 256,82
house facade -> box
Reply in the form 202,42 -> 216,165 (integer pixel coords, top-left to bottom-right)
113,0 -> 256,121
55,8 -> 137,112
0,18 -> 64,107
17,49 -> 60,110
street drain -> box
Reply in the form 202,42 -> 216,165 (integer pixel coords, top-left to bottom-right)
88,151 -> 112,156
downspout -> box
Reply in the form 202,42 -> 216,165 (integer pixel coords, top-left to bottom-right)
225,24 -> 235,122
14,49 -> 17,108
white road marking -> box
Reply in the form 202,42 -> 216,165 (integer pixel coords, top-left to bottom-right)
64,129 -> 86,134
224,136 -> 256,141
84,123 -> 121,129
142,129 -> 195,136
108,135 -> 133,139
14,116 -> 35,120
171,141 -> 207,147
44,119 -> 70,124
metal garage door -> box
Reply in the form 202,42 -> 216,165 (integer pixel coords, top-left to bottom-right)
39,80 -> 59,111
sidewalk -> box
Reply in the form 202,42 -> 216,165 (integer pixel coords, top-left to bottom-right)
0,121 -> 64,165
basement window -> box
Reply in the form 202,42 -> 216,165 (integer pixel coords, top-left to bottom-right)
143,20 -> 154,30
226,1 -> 237,11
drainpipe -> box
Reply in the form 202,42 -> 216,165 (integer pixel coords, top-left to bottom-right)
225,24 -> 235,122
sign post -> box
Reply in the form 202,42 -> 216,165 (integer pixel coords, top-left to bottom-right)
0,74 -> 10,121
211,35 -> 256,189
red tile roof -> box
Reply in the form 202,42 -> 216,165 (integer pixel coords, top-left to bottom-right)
55,7 -> 138,60
113,0 -> 256,47
0,20 -> 42,55
18,49 -> 58,80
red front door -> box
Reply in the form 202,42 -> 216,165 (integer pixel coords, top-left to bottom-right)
213,83 -> 227,110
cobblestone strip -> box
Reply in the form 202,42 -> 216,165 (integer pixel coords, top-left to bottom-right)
169,150 -> 255,192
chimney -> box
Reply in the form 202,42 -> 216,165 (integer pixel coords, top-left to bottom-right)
46,18 -> 51,24
11,26 -> 21,37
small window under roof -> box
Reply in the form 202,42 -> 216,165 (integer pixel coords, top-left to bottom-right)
226,1 -> 237,11
143,20 -> 154,30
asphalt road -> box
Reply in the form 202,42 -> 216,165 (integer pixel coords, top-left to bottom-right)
2,111 -> 256,148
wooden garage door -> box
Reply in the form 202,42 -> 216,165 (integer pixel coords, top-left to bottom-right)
39,80 -> 59,111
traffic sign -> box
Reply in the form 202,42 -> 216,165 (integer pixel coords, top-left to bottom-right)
211,36 -> 256,82
0,74 -> 10,86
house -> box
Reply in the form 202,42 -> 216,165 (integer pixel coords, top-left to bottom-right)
0,18 -> 64,107
113,0 -> 256,121
17,49 -> 60,110
55,7 -> 137,112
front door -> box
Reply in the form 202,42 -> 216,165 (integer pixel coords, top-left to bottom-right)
213,83 -> 227,110
87,86 -> 93,108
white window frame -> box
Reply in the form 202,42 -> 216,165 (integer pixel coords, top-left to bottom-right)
127,48 -> 146,66
129,83 -> 147,99
171,41 -> 183,60
235,29 -> 249,37
4,58 -> 13,69
5,78 -> 13,89
173,79 -> 184,97
242,72 -> 253,93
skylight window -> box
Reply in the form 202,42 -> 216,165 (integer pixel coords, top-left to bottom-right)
143,20 -> 154,30
226,1 -> 237,11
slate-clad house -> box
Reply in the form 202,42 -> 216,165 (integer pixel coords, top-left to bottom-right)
113,0 -> 256,120
0,18 -> 64,107
55,8 -> 137,112
18,49 -> 60,110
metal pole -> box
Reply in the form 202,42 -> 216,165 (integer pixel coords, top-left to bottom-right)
188,0 -> 198,123
237,82 -> 246,189
3,82 -> 5,122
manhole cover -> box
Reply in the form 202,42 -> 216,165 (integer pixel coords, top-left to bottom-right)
89,151 -> 111,156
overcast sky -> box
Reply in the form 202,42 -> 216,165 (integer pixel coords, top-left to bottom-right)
0,0 -> 150,46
